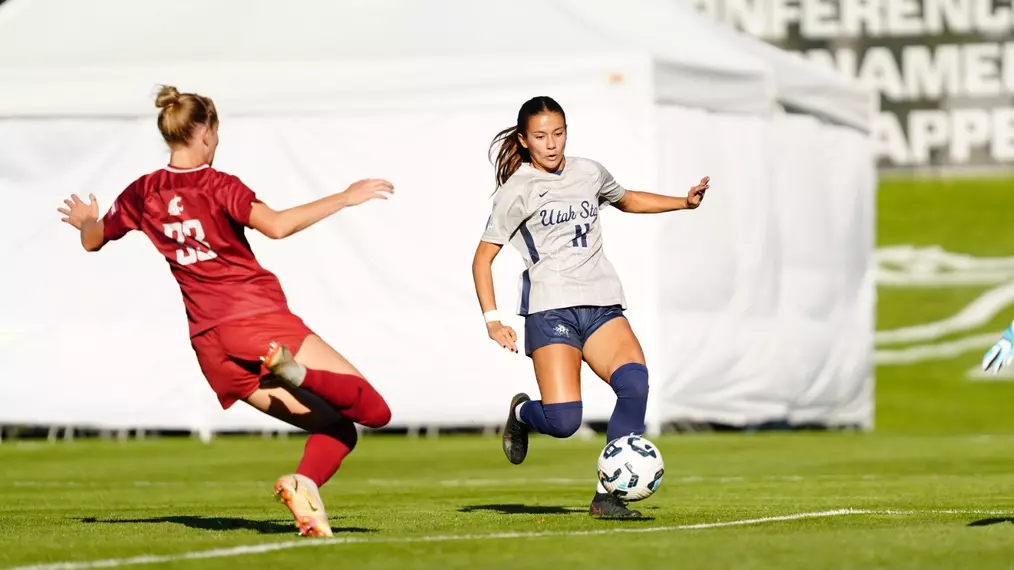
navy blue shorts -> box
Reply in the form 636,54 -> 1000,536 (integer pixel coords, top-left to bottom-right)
524,305 -> 625,357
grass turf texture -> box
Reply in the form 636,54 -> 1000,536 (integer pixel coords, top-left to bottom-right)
1,434 -> 1012,570
1,176 -> 1011,570
875,176 -> 1014,433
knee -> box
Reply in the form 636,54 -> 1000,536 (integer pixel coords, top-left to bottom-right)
363,401 -> 392,429
359,389 -> 392,429
323,420 -> 359,451
611,363 -> 649,400
543,401 -> 583,438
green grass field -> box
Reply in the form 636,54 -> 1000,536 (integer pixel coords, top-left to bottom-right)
1,434 -> 1013,570
876,176 -> 1014,433
1,176 -> 1012,570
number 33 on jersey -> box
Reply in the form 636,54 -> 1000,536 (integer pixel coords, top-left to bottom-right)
162,195 -> 218,265
164,218 -> 218,265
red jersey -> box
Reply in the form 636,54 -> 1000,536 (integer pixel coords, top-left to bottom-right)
102,164 -> 291,338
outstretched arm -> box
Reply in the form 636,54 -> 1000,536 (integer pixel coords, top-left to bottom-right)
614,176 -> 710,214
248,179 -> 394,239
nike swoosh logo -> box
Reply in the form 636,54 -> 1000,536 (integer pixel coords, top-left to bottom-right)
291,476 -> 319,512
538,191 -> 548,197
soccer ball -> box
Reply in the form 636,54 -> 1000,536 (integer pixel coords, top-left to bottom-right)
596,435 -> 665,501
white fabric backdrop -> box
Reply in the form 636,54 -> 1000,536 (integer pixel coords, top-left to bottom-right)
0,0 -> 875,434
0,102 -> 874,433
652,107 -> 875,428
0,98 -> 665,433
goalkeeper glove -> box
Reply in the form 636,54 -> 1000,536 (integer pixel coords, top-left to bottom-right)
981,320 -> 1014,374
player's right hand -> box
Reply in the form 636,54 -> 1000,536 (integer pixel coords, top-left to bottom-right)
686,176 -> 709,209
57,193 -> 99,230
981,320 -> 1014,374
341,179 -> 394,207
487,321 -> 518,353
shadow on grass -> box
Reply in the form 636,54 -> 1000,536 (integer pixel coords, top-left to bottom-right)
968,517 -> 1014,527
78,515 -> 375,535
458,503 -> 654,521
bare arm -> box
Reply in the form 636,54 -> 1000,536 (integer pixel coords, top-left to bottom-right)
248,179 -> 393,239
249,193 -> 350,239
80,219 -> 106,252
614,176 -> 710,214
614,190 -> 691,213
472,240 -> 503,316
472,240 -> 518,353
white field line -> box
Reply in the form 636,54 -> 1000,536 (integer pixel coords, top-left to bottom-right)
874,282 -> 1014,345
875,246 -> 1014,281
870,245 -> 1014,364
874,245 -> 1014,269
874,333 -> 999,365
6,509 -> 1010,570
876,268 -> 1014,287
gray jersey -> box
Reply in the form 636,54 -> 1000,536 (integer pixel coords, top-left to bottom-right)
481,156 -> 628,316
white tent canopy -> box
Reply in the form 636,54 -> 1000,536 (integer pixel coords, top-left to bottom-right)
0,0 -> 876,435
0,0 -> 776,117
677,0 -> 877,132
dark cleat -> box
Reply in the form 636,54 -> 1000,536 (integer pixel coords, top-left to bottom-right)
502,393 -> 531,465
589,492 -> 643,518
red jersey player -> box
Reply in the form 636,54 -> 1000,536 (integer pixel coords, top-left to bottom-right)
56,85 -> 394,538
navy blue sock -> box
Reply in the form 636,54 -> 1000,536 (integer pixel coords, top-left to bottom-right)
606,363 -> 649,442
519,401 -> 583,438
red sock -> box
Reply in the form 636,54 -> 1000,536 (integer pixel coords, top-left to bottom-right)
296,421 -> 358,488
301,369 -> 392,428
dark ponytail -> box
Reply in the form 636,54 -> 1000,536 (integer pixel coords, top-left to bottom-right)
488,96 -> 566,189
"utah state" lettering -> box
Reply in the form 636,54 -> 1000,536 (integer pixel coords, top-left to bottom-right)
540,200 -> 599,226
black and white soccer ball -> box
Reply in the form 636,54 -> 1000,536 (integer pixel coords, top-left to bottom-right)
597,435 -> 665,501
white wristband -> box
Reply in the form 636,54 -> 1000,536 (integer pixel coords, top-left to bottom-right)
483,310 -> 501,323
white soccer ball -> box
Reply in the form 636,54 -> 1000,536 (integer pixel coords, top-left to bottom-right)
596,435 -> 665,502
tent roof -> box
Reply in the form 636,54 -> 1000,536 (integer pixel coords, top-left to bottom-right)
574,0 -> 875,132
675,1 -> 876,132
0,0 -> 778,117
0,0 -> 872,130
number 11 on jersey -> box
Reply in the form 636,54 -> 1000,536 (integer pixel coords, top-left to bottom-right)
163,220 -> 218,265
572,223 -> 591,248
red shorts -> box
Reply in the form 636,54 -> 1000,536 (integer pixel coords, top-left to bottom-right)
190,311 -> 315,409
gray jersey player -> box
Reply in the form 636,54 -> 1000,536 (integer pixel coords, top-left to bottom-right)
471,96 -> 710,518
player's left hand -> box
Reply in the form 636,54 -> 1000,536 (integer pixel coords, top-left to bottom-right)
341,179 -> 394,207
686,176 -> 709,209
57,194 -> 99,230
981,320 -> 1014,374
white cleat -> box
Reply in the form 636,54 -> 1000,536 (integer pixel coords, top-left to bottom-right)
260,341 -> 307,387
273,473 -> 333,538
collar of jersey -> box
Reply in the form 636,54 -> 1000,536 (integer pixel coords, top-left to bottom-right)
523,161 -> 567,177
165,163 -> 211,173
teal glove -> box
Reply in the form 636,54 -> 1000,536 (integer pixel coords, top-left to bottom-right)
981,320 -> 1014,374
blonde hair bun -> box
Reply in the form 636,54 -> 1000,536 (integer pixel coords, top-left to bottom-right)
155,85 -> 181,109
